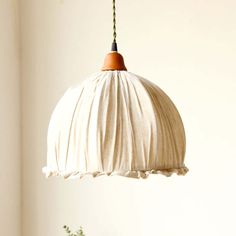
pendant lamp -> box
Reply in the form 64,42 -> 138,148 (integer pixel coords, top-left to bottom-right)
43,0 -> 188,179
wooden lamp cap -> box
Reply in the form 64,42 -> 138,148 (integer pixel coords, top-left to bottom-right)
102,52 -> 127,71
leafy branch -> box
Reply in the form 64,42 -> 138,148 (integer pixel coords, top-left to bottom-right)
63,225 -> 85,236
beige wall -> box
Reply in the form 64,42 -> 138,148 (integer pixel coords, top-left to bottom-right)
19,0 -> 236,236
0,0 -> 21,235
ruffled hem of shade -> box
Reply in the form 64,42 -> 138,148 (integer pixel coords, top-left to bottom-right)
42,166 -> 188,179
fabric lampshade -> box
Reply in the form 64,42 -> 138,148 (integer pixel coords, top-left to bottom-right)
43,54 -> 188,179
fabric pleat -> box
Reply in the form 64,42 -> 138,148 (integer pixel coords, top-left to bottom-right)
43,71 -> 188,179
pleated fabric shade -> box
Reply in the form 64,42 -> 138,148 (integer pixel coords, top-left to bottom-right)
43,54 -> 188,179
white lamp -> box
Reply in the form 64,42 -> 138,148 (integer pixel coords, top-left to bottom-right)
43,0 -> 188,179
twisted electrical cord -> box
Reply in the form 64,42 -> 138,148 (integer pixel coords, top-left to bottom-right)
113,0 -> 117,43
111,0 -> 118,51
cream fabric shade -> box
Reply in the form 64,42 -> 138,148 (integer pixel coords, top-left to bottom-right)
43,71 -> 188,179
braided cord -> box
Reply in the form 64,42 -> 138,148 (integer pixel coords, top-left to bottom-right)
112,0 -> 117,43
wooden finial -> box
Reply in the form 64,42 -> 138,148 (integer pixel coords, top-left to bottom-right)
102,52 -> 127,71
